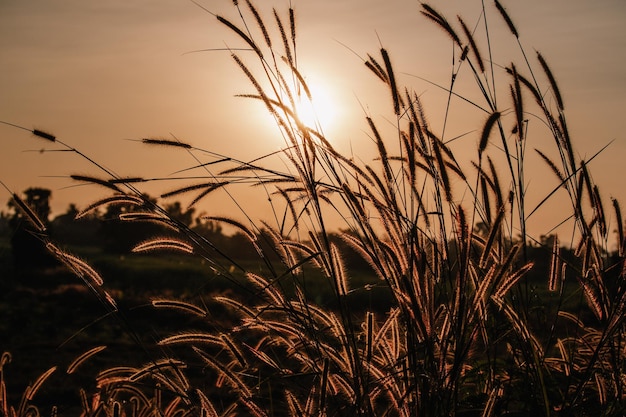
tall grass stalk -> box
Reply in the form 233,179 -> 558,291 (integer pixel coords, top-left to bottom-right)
2,1 -> 625,416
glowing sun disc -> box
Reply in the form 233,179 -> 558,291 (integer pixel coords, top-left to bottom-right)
293,79 -> 337,133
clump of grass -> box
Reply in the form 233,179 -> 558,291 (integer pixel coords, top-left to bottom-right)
2,1 -> 625,416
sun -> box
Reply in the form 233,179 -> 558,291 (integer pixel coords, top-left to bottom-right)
292,77 -> 338,134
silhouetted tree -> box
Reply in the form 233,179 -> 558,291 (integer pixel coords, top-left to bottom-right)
99,194 -> 164,253
0,210 -> 9,238
51,203 -> 102,246
164,201 -> 195,228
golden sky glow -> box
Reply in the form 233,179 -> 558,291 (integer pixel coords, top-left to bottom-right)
1,0 -> 625,240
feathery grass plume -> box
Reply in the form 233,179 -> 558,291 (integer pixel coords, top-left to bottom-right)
203,215 -> 257,242
595,373 -> 607,406
151,299 -> 207,317
479,206 -> 505,268
141,137 -> 193,149
380,48 -> 401,115
478,111 -> 500,156
118,212 -> 178,231
330,243 -> 349,296
318,358 -> 329,413
289,8 -> 296,52
365,311 -> 374,363
367,117 -> 395,188
281,56 -> 311,100
472,264 -> 497,320
579,276 -> 605,322
613,198 -> 624,256
197,390 -> 220,417
491,242 -> 521,289
537,51 -> 564,111
274,9 -> 293,66
132,238 -> 194,254
557,113 -> 576,167
508,67 -> 543,106
494,0 -> 519,38
76,194 -> 145,219
25,367 -> 56,402
78,388 -> 90,416
510,64 -> 525,140
47,243 -> 104,286
285,391 -> 305,417
232,54 -> 276,117
0,353 -> 9,417
215,295 -> 257,318
217,14 -> 262,57
246,272 -> 284,305
70,174 -> 121,192
458,16 -> 485,73
245,0 -> 271,48
32,128 -> 56,142
482,386 -> 503,417
592,185 -> 607,237
193,346 -> 253,398
365,54 -> 389,84
554,338 -> 571,376
548,235 -> 561,292
158,333 -> 222,346
161,181 -> 229,199
128,359 -> 187,382
580,159 -> 597,208
420,4 -> 461,46
487,157 -> 504,207
220,334 -> 248,368
67,346 -> 107,375
241,397 -> 269,417
480,176 -> 492,224
431,136 -> 453,202
535,149 -> 565,182
11,192 -> 47,232
244,342 -> 283,373
459,44 -> 469,62
108,177 -> 146,184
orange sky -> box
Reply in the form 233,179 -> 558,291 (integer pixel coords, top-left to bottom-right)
1,0 -> 625,243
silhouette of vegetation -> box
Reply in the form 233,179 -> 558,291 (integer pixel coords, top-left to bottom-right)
1,1 -> 625,416
7,187 -> 58,268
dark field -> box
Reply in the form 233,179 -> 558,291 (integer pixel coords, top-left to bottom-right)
0,237 -> 393,414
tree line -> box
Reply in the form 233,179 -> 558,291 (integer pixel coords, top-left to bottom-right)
0,187 -> 372,271
0,187 -> 253,267
2,187 -> 620,287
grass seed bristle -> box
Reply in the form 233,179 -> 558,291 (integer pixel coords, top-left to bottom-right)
70,175 -> 121,192
132,238 -> 194,254
537,52 -> 564,111
67,346 -> 107,375
141,138 -> 192,149
32,129 -> 56,142
245,0 -> 271,48
458,16 -> 485,73
11,193 -> 47,232
217,15 -> 262,57
274,9 -> 292,65
494,0 -> 519,38
152,299 -> 207,317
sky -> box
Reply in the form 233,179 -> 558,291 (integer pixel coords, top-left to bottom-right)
1,0 -> 625,242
